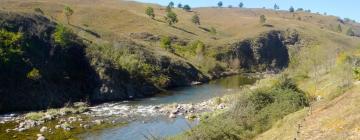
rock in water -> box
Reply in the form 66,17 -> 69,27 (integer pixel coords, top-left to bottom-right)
169,113 -> 176,118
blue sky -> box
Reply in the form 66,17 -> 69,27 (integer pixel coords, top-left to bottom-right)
133,0 -> 360,22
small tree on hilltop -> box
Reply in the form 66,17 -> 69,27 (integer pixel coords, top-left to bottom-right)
192,14 -> 200,25
168,1 -> 174,8
164,11 -> 178,26
337,24 -> 342,33
260,15 -> 266,24
218,1 -> 223,8
177,3 -> 182,8
64,6 -> 74,25
145,7 -> 155,19
289,6 -> 295,13
274,4 -> 279,10
183,5 -> 191,12
239,2 -> 244,8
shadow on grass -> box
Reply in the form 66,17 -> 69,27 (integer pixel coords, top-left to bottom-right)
70,24 -> 101,38
171,26 -> 197,36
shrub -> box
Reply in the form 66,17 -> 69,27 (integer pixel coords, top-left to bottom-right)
63,6 -> 74,24
160,36 -> 172,50
27,68 -> 41,80
34,8 -> 44,15
289,6 -> 295,12
346,27 -> 355,36
53,25 -> 74,47
145,7 -> 155,19
164,11 -> 178,25
191,14 -> 200,25
260,15 -> 266,24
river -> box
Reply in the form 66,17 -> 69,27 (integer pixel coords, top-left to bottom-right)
80,75 -> 256,140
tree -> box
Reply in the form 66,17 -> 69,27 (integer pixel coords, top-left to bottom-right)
273,4 -> 279,10
218,1 -> 223,8
346,27 -> 355,36
289,6 -> 294,13
164,11 -> 178,25
239,2 -> 244,8
260,15 -> 266,24
183,5 -> 191,12
177,3 -> 182,8
64,6 -> 74,25
168,1 -> 174,8
296,8 -> 304,12
337,24 -> 342,33
166,6 -> 172,12
228,5 -> 233,8
192,14 -> 200,25
145,7 -> 155,19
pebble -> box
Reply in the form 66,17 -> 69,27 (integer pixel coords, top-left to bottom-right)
40,126 -> 48,133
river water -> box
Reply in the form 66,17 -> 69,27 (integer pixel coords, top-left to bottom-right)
80,75 -> 256,140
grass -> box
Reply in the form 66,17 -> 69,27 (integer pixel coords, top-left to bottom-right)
171,76 -> 309,140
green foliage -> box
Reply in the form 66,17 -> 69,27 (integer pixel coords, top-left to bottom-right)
164,11 -> 178,25
53,25 -> 74,47
177,3 -> 182,8
273,4 -> 279,10
34,8 -> 44,15
191,14 -> 200,25
0,29 -> 23,64
168,1 -> 174,8
239,2 -> 244,8
218,1 -> 223,7
145,7 -> 155,19
353,67 -> 360,80
260,15 -> 266,24
160,36 -> 172,50
27,68 -> 41,80
195,40 -> 205,56
289,6 -> 295,12
346,27 -> 355,36
179,77 -> 308,140
183,5 -> 191,12
63,6 -> 74,24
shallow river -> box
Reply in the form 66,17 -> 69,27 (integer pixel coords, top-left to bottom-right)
80,75 -> 256,140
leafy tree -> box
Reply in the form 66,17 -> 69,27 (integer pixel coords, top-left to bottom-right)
218,1 -> 223,8
53,25 -> 74,47
145,7 -> 155,19
183,5 -> 191,11
192,14 -> 200,25
239,2 -> 244,8
273,4 -> 279,10
289,6 -> 294,13
164,11 -> 178,25
64,6 -> 74,25
260,15 -> 266,24
296,8 -> 304,11
168,1 -> 174,8
346,27 -> 355,36
177,3 -> 182,8
337,24 -> 342,33
34,8 -> 44,15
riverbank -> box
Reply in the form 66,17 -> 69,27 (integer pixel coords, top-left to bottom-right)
0,75 -> 256,139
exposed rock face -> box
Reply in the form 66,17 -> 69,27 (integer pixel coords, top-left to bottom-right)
0,12 -> 98,113
216,30 -> 299,72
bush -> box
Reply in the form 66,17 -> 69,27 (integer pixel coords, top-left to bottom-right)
53,25 -> 74,47
27,68 -> 41,80
178,76 -> 309,139
145,7 -> 155,19
160,36 -> 172,51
